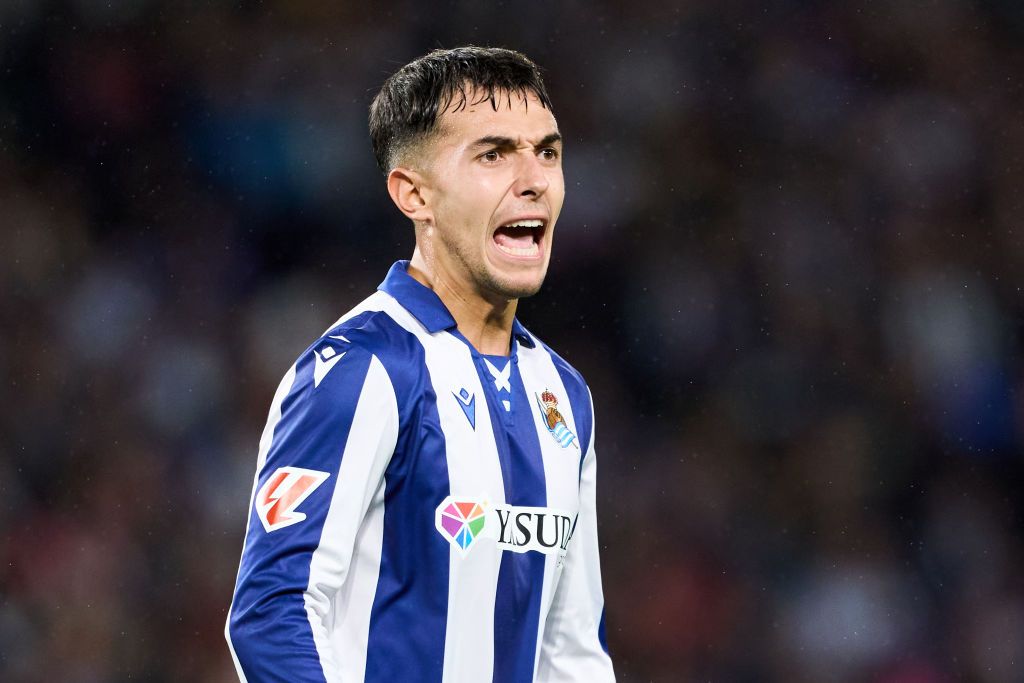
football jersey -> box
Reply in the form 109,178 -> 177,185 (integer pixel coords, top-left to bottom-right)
226,261 -> 613,683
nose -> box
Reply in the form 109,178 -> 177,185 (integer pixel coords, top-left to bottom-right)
513,153 -> 549,199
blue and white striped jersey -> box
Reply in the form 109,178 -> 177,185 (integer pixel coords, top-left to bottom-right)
226,261 -> 614,683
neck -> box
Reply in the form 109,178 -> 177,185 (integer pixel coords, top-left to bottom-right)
408,247 -> 517,356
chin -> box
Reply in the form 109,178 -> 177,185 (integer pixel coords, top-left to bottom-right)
485,269 -> 546,300
505,281 -> 544,299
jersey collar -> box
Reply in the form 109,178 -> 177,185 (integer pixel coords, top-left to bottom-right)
378,260 -> 535,349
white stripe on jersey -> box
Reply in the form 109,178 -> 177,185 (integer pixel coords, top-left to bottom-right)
306,355 -> 398,681
536,388 -> 612,682
257,364 -> 299,473
516,335 -> 586,676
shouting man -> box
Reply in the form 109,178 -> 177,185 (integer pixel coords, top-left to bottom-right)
227,46 -> 615,683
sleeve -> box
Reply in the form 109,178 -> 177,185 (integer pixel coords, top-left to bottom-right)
536,387 -> 616,682
225,339 -> 399,683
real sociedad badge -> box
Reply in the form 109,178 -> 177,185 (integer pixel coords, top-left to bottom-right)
535,389 -> 579,449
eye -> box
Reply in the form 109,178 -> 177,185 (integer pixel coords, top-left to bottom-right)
539,147 -> 560,161
480,149 -> 502,163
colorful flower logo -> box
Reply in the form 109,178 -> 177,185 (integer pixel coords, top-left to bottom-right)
435,497 -> 487,553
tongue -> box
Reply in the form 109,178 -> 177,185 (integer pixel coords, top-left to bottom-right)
494,225 -> 535,248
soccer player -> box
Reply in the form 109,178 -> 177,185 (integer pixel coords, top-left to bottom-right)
226,46 -> 614,683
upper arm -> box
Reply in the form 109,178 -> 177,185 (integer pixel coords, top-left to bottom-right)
227,338 -> 400,682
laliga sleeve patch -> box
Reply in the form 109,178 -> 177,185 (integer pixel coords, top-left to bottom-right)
255,466 -> 331,532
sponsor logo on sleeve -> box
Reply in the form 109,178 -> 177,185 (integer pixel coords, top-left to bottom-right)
256,466 -> 330,532
434,495 -> 576,558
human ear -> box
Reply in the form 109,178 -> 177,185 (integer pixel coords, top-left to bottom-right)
386,167 -> 433,224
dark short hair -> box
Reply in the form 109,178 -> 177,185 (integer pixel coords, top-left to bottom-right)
369,46 -> 553,174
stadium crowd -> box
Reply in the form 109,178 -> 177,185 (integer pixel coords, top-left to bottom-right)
3,1 -> 1024,680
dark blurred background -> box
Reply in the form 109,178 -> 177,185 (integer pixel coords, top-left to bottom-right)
4,1 -> 1024,681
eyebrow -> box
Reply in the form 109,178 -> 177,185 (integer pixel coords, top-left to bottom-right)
470,132 -> 563,150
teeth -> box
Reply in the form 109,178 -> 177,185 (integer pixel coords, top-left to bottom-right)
495,242 -> 540,257
503,219 -> 544,229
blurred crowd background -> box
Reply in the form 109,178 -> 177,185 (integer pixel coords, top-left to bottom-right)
3,1 -> 1024,681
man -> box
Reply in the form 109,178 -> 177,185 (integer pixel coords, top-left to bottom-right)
226,46 -> 614,683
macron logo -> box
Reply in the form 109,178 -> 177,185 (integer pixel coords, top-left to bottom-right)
256,466 -> 330,532
313,335 -> 350,388
453,388 -> 476,429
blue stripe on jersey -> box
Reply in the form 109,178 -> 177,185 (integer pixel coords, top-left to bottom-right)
230,316 -> 377,683
545,346 -> 594,472
350,315 -> 451,683
489,354 -> 548,683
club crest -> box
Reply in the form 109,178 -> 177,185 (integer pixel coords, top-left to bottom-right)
535,389 -> 578,449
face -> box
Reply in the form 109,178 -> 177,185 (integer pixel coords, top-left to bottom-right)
416,89 -> 564,301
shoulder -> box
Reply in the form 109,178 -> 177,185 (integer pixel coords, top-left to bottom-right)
526,328 -> 591,398
288,295 -> 426,403
320,308 -> 415,359
522,327 -> 596,449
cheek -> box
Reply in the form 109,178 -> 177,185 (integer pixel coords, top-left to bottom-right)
549,172 -> 566,215
434,184 -> 495,243
451,176 -> 505,226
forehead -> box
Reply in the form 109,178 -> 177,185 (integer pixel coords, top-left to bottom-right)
435,88 -> 558,144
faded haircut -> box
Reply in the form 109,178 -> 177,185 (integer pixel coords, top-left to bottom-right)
369,46 -> 553,174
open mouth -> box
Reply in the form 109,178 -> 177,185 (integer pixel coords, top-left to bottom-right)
492,219 -> 545,258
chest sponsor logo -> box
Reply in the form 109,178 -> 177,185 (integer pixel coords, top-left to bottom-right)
435,495 -> 576,557
256,466 -> 330,532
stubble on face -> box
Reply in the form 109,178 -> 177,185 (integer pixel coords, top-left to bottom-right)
433,216 -> 545,301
